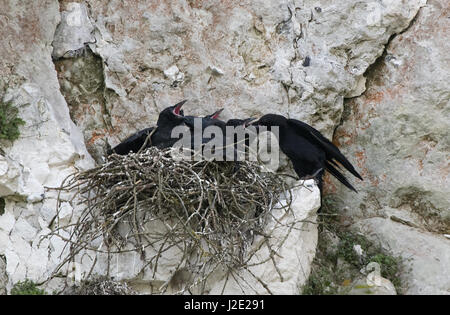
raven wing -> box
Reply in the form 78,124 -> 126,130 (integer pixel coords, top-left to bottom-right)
287,119 -> 362,181
325,161 -> 357,192
108,127 -> 155,155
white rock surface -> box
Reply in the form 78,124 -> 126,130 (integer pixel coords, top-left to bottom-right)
0,255 -> 6,294
332,0 -> 449,231
164,65 -> 185,86
52,2 -> 95,59
329,1 -> 450,295
348,262 -> 397,295
0,0 -> 448,295
63,182 -> 320,294
0,0 -> 94,291
208,182 -> 320,294
0,84 -> 95,287
74,0 -> 427,152
354,217 -> 450,295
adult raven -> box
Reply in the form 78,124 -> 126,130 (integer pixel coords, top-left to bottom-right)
107,100 -> 187,155
249,114 -> 362,192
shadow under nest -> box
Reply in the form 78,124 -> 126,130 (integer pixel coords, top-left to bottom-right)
50,147 -> 296,294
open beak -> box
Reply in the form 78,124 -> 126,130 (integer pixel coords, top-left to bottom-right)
210,108 -> 224,120
173,100 -> 187,116
244,117 -> 260,127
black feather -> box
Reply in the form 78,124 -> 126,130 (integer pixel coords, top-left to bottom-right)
325,161 -> 357,193
287,119 -> 363,180
108,127 -> 154,155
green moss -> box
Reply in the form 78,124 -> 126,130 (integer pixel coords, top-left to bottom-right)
0,100 -> 25,142
11,280 -> 46,295
336,231 -> 405,289
302,264 -> 345,295
369,253 -> 404,290
301,269 -> 332,295
302,197 -> 407,295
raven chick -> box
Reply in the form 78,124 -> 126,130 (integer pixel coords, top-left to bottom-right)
108,100 -> 187,155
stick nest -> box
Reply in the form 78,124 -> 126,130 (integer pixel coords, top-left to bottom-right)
51,147 -> 292,293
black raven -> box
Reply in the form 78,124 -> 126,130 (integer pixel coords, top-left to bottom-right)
107,127 -> 155,155
182,108 -> 225,133
223,118 -> 257,161
107,100 -> 187,155
249,114 -> 362,192
225,117 -> 255,127
181,108 -> 227,158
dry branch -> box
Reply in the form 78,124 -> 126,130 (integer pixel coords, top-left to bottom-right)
48,147 -> 297,294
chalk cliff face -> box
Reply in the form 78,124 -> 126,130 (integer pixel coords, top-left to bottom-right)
331,0 -> 450,294
0,0 -> 95,291
55,0 -> 428,157
0,0 -> 448,294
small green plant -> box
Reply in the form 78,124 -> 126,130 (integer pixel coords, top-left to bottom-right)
337,231 -> 405,287
303,228 -> 406,295
369,253 -> 404,290
302,265 -> 342,295
11,280 -> 46,295
0,100 -> 25,142
336,231 -> 377,266
302,196 -> 407,295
